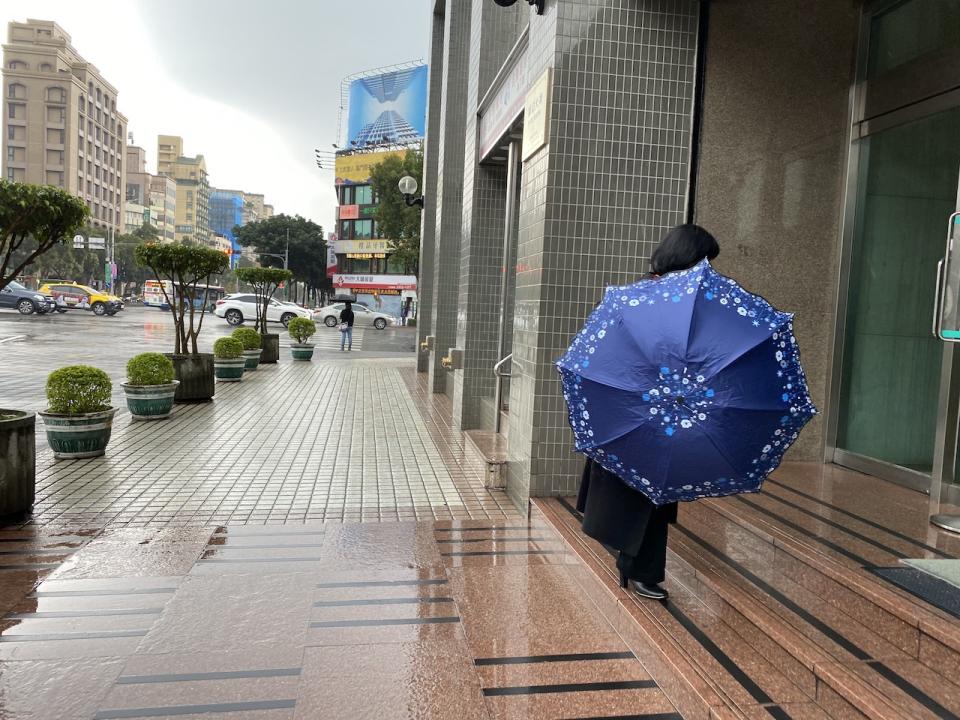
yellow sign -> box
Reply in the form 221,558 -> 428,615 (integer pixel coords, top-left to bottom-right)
335,150 -> 405,185
522,68 -> 552,161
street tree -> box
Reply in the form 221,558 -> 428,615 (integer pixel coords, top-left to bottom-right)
368,147 -> 423,275
232,214 -> 327,304
132,223 -> 160,242
0,180 -> 89,291
234,266 -> 293,334
135,243 -> 229,355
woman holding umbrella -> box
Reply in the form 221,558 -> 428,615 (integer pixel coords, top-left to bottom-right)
562,225 -> 815,600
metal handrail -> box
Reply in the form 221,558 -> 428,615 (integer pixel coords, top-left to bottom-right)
493,353 -> 513,378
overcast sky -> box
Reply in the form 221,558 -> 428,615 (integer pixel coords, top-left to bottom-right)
9,0 -> 432,234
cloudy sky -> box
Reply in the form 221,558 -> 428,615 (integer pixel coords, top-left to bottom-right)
9,0 -> 432,233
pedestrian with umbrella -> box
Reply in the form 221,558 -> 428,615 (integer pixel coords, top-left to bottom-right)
558,225 -> 816,600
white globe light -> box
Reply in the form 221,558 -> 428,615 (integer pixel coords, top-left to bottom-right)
398,176 -> 418,195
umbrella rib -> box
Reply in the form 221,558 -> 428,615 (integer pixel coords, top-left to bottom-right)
693,422 -> 750,480
579,414 -> 659,450
703,316 -> 793,384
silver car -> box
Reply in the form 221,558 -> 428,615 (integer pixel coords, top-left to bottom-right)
317,303 -> 393,330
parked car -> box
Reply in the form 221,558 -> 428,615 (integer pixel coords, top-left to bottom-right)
317,302 -> 393,330
214,293 -> 314,327
37,282 -> 123,316
0,281 -> 56,314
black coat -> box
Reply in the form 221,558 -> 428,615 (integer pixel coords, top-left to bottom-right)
576,459 -> 677,557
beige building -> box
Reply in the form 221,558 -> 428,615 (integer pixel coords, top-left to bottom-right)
241,192 -> 268,225
149,174 -> 176,243
157,134 -> 209,244
1,19 -> 127,234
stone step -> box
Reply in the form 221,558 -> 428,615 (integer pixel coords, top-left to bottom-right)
464,430 -> 507,490
536,494 -> 960,720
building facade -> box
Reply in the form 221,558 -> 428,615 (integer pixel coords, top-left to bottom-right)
157,134 -> 210,244
149,174 -> 176,243
210,188 -> 244,267
333,150 -> 418,320
417,0 -> 960,510
1,19 -> 127,234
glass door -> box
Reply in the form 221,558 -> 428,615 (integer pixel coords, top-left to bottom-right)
831,0 -> 960,488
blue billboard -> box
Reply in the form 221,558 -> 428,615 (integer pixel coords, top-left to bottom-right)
347,65 -> 428,148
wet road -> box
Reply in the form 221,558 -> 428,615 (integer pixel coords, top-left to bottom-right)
0,305 -> 417,415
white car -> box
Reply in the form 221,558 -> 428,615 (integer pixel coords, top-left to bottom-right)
214,293 -> 313,327
317,302 -> 393,330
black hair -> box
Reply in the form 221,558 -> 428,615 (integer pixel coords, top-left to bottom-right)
649,224 -> 719,276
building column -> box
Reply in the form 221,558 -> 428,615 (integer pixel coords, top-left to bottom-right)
451,0 -> 529,429
425,0 -> 472,395
505,0 -> 702,508
416,7 -> 447,374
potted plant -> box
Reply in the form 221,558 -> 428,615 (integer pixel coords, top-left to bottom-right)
38,365 -> 116,459
0,181 -> 88,492
121,353 -> 179,420
1,409 -> 35,515
135,243 -> 229,402
213,337 -> 246,382
233,327 -> 263,370
234,267 -> 294,364
288,317 -> 317,360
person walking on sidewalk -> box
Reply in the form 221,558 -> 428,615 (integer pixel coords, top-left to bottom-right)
575,225 -> 720,601
340,301 -> 355,352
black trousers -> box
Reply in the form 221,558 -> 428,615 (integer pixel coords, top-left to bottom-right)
577,459 -> 676,585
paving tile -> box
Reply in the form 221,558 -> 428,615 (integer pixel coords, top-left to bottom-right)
294,640 -> 489,719
0,656 -> 126,719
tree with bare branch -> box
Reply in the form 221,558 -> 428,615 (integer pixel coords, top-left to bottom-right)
135,243 -> 229,355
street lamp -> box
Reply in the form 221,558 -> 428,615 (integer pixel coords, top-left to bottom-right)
399,175 -> 424,209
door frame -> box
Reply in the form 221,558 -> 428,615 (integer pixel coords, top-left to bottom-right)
825,0 -> 960,491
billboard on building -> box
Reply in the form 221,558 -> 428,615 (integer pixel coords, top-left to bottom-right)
347,65 -> 428,148
334,150 -> 405,186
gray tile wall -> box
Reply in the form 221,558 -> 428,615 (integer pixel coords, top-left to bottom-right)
694,0 -> 858,461
427,0 -> 472,394
452,0 -> 528,430
506,0 -> 701,506
417,8 -> 448,374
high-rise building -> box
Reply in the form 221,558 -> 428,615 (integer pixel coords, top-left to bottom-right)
157,134 -> 209,244
241,192 -> 267,225
1,19 -> 128,234
149,174 -> 176,243
209,188 -> 244,267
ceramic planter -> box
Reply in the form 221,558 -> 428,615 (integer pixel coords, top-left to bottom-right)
214,357 -> 246,382
38,408 -> 117,460
290,343 -> 315,361
166,353 -> 215,402
242,348 -> 262,370
0,410 -> 35,515
260,333 -> 280,364
121,381 -> 180,420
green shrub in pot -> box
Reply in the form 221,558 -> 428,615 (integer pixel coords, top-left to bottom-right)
288,317 -> 316,360
233,327 -> 263,370
39,365 -> 117,459
122,353 -> 179,420
213,336 -> 246,382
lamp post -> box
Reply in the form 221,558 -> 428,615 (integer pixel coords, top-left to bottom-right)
259,229 -> 290,300
399,175 -> 424,209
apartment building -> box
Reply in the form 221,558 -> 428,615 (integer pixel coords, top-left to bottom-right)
2,19 -> 127,234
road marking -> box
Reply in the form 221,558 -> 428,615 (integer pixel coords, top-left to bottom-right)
0,335 -> 26,344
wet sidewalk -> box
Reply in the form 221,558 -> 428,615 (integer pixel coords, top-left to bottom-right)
0,516 -> 682,720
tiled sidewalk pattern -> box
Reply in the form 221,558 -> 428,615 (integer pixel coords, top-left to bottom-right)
0,518 -> 682,720
26,359 -> 512,527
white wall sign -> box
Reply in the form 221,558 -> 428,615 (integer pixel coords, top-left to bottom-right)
522,68 -> 552,161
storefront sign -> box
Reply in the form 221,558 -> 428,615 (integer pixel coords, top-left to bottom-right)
478,46 -> 531,160
334,239 -> 391,255
522,68 -> 552,161
346,253 -> 386,259
335,150 -> 405,185
339,204 -> 359,220
332,274 -> 417,291
326,232 -> 338,277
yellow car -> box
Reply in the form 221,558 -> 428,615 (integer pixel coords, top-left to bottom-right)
39,281 -> 124,316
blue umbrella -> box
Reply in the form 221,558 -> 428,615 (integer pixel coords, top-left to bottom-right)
557,259 -> 816,505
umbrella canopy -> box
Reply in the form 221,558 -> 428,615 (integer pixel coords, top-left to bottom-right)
557,260 -> 816,505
